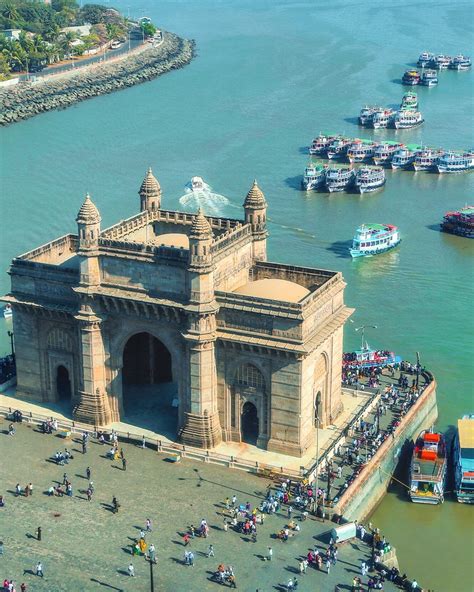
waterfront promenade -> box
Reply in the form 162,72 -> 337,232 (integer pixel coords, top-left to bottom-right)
0,420 -> 412,591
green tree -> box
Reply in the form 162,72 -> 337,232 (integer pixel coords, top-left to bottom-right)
141,22 -> 156,38
79,4 -> 108,25
0,51 -> 11,79
0,0 -> 21,23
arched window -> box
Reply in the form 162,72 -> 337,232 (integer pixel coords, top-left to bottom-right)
235,363 -> 265,390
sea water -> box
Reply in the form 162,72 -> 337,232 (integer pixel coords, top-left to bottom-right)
0,1 -> 473,587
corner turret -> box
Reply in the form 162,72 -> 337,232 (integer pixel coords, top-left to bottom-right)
76,193 -> 101,287
77,193 -> 101,251
139,167 -> 161,212
243,180 -> 268,261
187,208 -> 215,305
188,208 -> 213,272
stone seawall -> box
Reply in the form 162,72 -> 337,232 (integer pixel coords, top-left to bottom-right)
335,380 -> 438,521
0,32 -> 195,127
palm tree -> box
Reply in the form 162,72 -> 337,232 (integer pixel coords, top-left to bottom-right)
0,1 -> 20,23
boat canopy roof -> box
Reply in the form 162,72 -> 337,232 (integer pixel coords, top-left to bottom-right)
458,417 -> 474,449
406,143 -> 423,151
358,223 -> 396,232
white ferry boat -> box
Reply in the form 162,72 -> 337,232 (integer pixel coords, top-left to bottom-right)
429,54 -> 451,69
409,430 -> 447,504
371,109 -> 395,129
454,415 -> 474,503
400,91 -> 418,111
347,140 -> 375,163
449,55 -> 471,70
309,133 -> 336,155
325,167 -> 355,193
436,151 -> 474,173
391,146 -> 420,169
393,110 -> 424,129
413,149 -> 444,172
349,223 -> 400,257
420,70 -> 438,86
359,106 -> 382,127
373,142 -> 401,166
354,167 -> 386,194
327,137 -> 351,160
417,51 -> 434,67
301,162 -> 327,191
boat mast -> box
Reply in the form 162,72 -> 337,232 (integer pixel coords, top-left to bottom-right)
355,324 -> 377,351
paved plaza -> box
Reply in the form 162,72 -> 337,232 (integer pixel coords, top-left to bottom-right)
0,419 -> 403,592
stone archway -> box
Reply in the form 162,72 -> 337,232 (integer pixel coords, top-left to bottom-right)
121,332 -> 178,438
56,365 -> 71,401
231,362 -> 268,448
313,353 -> 329,426
241,401 -> 259,445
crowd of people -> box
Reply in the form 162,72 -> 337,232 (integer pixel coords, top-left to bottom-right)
1,394 -> 429,591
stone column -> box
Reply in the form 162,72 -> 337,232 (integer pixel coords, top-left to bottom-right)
72,305 -> 113,426
180,313 -> 222,448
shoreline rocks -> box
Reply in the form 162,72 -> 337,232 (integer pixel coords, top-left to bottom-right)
0,32 -> 195,127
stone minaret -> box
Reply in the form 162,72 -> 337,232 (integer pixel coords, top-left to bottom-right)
139,167 -> 162,213
73,194 -> 111,426
76,193 -> 101,287
180,208 -> 222,448
243,180 -> 268,261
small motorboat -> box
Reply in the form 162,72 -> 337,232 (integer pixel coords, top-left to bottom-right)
191,176 -> 205,191
3,304 -> 12,319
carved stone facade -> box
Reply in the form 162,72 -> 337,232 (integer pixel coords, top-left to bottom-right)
5,173 -> 353,457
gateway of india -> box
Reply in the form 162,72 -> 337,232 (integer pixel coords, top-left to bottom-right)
5,170 -> 353,457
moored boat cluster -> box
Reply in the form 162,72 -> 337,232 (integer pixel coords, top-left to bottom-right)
401,52 -> 471,87
306,133 -> 474,174
302,163 -> 385,194
359,92 -> 423,129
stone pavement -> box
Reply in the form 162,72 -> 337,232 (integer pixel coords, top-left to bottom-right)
0,419 -> 402,592
0,388 -> 369,474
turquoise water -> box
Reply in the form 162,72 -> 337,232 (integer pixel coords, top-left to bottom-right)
0,0 -> 473,588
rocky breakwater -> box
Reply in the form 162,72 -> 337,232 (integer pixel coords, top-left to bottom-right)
0,32 -> 195,126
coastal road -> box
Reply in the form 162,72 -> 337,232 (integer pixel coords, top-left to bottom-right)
19,36 -> 146,80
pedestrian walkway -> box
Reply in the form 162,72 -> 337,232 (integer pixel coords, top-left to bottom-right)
0,418 -> 414,591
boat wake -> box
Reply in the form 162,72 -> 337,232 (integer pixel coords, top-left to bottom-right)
179,182 -> 230,216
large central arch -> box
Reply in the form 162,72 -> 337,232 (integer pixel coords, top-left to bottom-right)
121,332 -> 178,437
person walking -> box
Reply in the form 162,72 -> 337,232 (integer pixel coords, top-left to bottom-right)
148,543 -> 156,564
122,457 -> 127,471
35,562 -> 43,578
86,488 -> 93,502
207,544 -> 215,557
325,556 -> 331,575
20,584 -> 27,592
361,561 -> 367,577
112,496 -> 119,514
231,495 -> 237,508
141,436 -> 146,449
267,546 -> 273,561
188,551 -> 195,567
146,518 -> 152,532
86,467 -> 91,480
127,563 -> 134,577
36,527 -> 42,541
